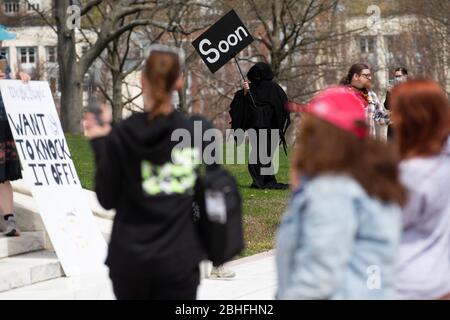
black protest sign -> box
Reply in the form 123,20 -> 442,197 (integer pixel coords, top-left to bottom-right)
192,10 -> 254,73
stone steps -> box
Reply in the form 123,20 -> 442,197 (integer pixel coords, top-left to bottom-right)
0,250 -> 64,293
13,193 -> 46,232
0,269 -> 114,300
0,231 -> 46,259
0,180 -> 114,295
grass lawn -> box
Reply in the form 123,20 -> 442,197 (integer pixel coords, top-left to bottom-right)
66,134 -> 291,257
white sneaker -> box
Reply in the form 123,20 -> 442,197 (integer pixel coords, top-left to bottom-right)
3,215 -> 20,237
210,266 -> 236,279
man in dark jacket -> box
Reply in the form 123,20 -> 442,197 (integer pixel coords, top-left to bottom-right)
385,67 -> 408,139
229,62 -> 290,190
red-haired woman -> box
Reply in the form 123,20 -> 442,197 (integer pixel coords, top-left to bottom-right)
391,79 -> 450,300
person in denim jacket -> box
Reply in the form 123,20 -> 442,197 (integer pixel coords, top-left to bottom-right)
276,87 -> 406,300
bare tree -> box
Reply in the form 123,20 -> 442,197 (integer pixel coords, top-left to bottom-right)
99,0 -> 211,121
24,0 -> 215,131
53,0 -> 184,133
26,0 -> 183,132
179,0 -> 365,131
399,0 -> 450,92
93,11 -> 163,122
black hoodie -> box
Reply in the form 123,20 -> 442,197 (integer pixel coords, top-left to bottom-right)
91,111 -> 205,277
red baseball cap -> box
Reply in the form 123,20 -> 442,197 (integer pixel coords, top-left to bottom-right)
300,86 -> 368,138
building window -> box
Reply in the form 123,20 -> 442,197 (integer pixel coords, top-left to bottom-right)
0,47 -> 10,61
4,1 -> 20,13
28,2 -> 40,12
360,37 -> 376,54
19,47 -> 37,64
46,47 -> 57,63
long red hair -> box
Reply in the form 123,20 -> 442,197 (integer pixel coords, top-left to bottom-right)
390,80 -> 450,158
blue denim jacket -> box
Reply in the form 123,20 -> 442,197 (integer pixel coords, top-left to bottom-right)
276,175 -> 401,300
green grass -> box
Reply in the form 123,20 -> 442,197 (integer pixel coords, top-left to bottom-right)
66,135 -> 290,257
66,134 -> 96,191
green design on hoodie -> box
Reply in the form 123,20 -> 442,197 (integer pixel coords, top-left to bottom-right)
141,147 -> 200,196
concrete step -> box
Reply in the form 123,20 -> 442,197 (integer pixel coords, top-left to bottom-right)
0,179 -> 113,296
0,250 -> 64,293
0,231 -> 46,259
0,270 -> 114,300
13,193 -> 46,232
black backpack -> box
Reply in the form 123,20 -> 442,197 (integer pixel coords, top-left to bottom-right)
193,166 -> 244,266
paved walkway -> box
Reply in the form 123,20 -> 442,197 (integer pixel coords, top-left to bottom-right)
0,251 -> 277,300
198,251 -> 276,300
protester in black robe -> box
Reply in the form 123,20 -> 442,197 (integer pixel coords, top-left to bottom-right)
229,62 -> 290,190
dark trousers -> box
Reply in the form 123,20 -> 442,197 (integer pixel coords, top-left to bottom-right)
248,128 -> 278,188
110,266 -> 200,300
387,125 -> 393,140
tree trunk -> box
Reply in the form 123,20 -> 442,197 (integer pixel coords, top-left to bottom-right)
110,38 -> 124,122
270,51 -> 282,80
178,87 -> 187,114
60,68 -> 84,133
112,72 -> 124,122
54,0 -> 84,133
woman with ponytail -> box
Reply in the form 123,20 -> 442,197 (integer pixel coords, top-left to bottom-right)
83,45 -> 206,300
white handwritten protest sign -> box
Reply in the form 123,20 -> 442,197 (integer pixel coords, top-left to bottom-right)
0,80 -> 107,276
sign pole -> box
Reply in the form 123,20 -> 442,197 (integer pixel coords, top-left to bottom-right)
233,56 -> 258,110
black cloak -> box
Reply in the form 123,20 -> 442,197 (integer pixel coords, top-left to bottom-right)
229,62 -> 291,146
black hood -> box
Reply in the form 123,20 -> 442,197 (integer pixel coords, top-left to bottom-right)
113,111 -> 187,165
247,62 -> 274,84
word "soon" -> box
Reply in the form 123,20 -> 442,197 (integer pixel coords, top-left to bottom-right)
199,27 -> 249,64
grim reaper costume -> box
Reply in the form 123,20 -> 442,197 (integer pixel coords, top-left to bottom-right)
229,62 -> 290,189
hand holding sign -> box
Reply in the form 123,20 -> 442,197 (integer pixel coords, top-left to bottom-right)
192,9 -> 260,112
243,81 -> 250,95
18,71 -> 31,84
